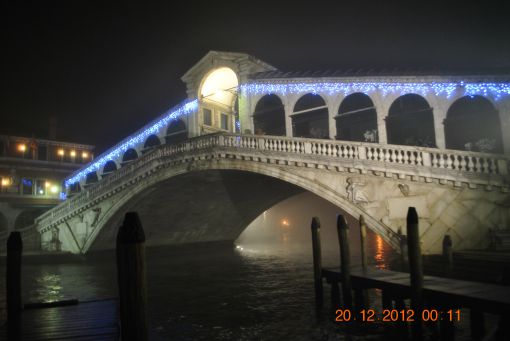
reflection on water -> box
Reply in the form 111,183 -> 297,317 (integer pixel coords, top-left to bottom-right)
374,234 -> 386,269
0,240 -> 397,340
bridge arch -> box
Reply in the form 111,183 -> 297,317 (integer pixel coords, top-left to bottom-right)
14,209 -> 44,230
292,93 -> 329,139
122,148 -> 139,163
445,95 -> 503,153
143,134 -> 162,150
336,93 -> 378,142
165,119 -> 187,144
386,94 -> 436,147
85,171 -> 99,185
253,94 -> 286,136
102,160 -> 118,175
82,160 -> 399,253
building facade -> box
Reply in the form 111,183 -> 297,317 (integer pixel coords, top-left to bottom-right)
0,134 -> 94,251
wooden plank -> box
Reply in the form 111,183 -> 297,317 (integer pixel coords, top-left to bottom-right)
323,266 -> 510,314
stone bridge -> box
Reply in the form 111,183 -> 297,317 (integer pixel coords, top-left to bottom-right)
35,133 -> 510,255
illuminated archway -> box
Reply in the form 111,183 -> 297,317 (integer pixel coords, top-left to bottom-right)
199,67 -> 239,133
253,94 -> 286,136
292,93 -> 329,139
336,93 -> 378,142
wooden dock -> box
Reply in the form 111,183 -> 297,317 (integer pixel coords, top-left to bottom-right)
322,267 -> 510,315
1,299 -> 119,340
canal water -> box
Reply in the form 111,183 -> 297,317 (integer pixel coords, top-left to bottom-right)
0,233 -> 396,340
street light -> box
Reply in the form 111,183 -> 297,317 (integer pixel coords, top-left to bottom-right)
18,143 -> 26,158
58,149 -> 64,161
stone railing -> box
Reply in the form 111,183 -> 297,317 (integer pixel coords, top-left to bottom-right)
36,133 -> 509,231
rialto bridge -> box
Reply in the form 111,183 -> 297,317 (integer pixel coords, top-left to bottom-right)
32,51 -> 510,255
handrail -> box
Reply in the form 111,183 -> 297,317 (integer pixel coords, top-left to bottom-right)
36,133 -> 509,230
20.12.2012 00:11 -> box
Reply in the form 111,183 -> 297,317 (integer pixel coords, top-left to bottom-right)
335,309 -> 461,322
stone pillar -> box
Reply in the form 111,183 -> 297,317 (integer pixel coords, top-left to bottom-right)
327,101 -> 337,139
238,91 -> 253,134
374,96 -> 388,144
284,103 -> 293,137
427,95 -> 448,150
497,99 -> 510,156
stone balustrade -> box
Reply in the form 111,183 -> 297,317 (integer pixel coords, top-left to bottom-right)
36,133 -> 509,234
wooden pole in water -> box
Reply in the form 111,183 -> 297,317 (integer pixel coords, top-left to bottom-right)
311,217 -> 323,308
359,215 -> 367,269
116,212 -> 148,341
6,231 -> 23,338
407,207 -> 423,340
442,234 -> 453,273
337,215 -> 353,309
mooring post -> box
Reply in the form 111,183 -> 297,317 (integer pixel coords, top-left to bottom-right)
359,215 -> 367,269
337,215 -> 353,309
398,228 -> 408,271
442,234 -> 453,274
311,217 -> 323,308
7,231 -> 23,338
355,215 -> 369,312
407,207 -> 423,340
116,212 -> 148,341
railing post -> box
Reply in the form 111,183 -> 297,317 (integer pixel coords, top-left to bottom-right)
337,215 -> 353,309
422,151 -> 431,167
116,212 -> 148,341
407,207 -> 423,340
311,217 -> 323,308
217,134 -> 225,146
358,146 -> 366,160
304,141 -> 312,154
497,159 -> 508,175
7,231 -> 23,339
257,136 -> 265,150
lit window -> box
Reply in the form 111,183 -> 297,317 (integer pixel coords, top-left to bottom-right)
221,113 -> 229,130
18,144 -> 26,152
58,149 -> 65,156
1,178 -> 10,187
82,152 -> 89,159
35,180 -> 45,195
70,150 -> 76,157
203,108 -> 212,126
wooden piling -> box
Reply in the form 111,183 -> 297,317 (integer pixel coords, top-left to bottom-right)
116,212 -> 148,341
406,207 -> 423,340
311,217 -> 323,308
359,215 -> 367,269
442,234 -> 453,273
7,231 -> 23,338
337,215 -> 353,309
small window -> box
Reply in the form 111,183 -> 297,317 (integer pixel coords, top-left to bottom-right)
203,108 -> 212,126
35,180 -> 46,195
22,178 -> 33,195
38,146 -> 47,160
221,113 -> 229,130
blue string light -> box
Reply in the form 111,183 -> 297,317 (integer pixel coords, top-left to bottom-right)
62,80 -> 510,193
240,81 -> 510,100
64,99 -> 198,188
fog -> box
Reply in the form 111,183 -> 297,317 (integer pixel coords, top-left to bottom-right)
235,192 -> 395,268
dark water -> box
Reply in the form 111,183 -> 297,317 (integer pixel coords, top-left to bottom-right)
0,234 -> 397,340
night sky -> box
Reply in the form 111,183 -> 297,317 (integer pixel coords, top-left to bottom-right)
2,1 -> 510,153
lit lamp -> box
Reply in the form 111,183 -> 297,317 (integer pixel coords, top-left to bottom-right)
82,151 -> 88,159
18,143 -> 26,157
1,178 -> 10,186
70,150 -> 76,158
58,149 -> 65,161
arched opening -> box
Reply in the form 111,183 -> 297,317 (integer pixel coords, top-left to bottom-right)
69,182 -> 81,194
199,67 -> 239,133
15,209 -> 45,230
85,171 -> 99,185
122,148 -> 138,163
166,120 -> 188,144
445,96 -> 503,153
386,94 -> 436,147
292,94 -> 329,139
103,160 -> 118,175
253,94 -> 286,136
144,135 -> 161,150
336,93 -> 378,142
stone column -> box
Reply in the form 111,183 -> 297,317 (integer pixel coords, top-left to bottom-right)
284,99 -> 293,137
430,96 -> 448,150
374,95 -> 388,144
497,99 -> 510,155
